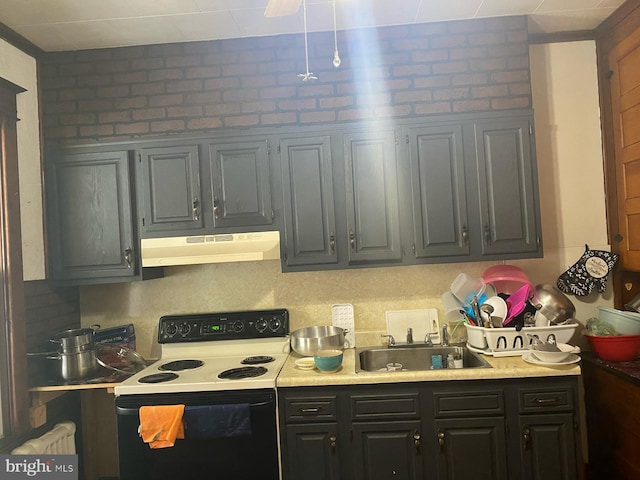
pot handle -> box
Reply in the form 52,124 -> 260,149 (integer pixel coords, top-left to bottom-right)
90,324 -> 101,331
45,353 -> 61,360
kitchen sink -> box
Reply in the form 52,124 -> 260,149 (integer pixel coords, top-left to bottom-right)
355,345 -> 492,373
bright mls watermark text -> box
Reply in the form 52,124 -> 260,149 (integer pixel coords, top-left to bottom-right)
0,456 -> 77,479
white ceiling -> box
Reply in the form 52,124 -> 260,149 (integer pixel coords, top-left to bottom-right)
0,0 -> 625,52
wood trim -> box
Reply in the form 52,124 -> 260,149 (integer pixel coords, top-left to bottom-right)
528,30 -> 595,45
0,21 -> 43,59
0,80 -> 29,438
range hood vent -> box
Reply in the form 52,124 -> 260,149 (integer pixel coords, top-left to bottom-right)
141,231 -> 281,267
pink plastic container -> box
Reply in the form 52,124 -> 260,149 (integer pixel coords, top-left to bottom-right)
482,265 -> 532,296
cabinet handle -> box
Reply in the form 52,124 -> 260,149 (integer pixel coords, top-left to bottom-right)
484,225 -> 491,245
349,231 -> 356,250
329,232 -> 335,253
462,225 -> 469,245
192,198 -> 200,221
213,197 -> 221,219
523,426 -> 531,450
437,430 -> 445,451
299,407 -> 322,416
124,247 -> 133,268
532,396 -> 561,406
413,432 -> 421,455
330,435 -> 337,452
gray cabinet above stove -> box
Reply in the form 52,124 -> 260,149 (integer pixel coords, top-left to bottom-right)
43,109 -> 542,284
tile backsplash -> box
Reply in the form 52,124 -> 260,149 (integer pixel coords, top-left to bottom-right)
80,260 -> 494,358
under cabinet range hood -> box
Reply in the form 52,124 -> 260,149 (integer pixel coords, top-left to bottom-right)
140,231 -> 281,267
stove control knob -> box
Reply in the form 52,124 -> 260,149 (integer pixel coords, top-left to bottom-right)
255,317 -> 268,333
231,320 -> 245,333
269,317 -> 282,332
178,322 -> 191,337
164,323 -> 178,337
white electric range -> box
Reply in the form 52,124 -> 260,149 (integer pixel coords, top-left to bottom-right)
114,309 -> 290,480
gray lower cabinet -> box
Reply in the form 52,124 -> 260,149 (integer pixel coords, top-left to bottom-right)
518,414 -> 577,480
279,135 -> 338,266
46,148 -> 141,283
434,417 -> 508,480
352,421 -> 423,480
138,144 -> 205,235
285,423 -> 340,480
278,378 -> 580,480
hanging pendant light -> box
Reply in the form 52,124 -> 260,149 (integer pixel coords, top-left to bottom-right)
332,0 -> 341,68
298,0 -> 317,82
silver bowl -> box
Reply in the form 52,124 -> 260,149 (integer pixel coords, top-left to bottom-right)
290,326 -> 345,356
531,284 -> 576,325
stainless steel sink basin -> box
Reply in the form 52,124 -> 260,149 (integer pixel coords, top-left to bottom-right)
355,345 -> 492,373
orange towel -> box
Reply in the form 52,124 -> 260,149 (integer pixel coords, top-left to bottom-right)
139,405 -> 185,449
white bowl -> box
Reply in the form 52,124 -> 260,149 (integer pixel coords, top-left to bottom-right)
528,343 -> 577,363
483,296 -> 508,325
598,306 -> 640,335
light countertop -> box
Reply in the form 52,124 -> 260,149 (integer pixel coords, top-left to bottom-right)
277,347 -> 582,387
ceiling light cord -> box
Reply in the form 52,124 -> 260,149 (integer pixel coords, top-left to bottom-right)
298,0 -> 317,81
332,0 -> 341,68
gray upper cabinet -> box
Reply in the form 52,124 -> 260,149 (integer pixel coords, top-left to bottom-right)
46,149 -> 139,283
280,135 -> 338,267
207,139 -> 273,229
344,130 -> 403,264
407,124 -> 470,259
470,116 -> 541,257
138,144 -> 205,235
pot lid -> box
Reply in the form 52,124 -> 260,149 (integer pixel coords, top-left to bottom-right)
95,344 -> 147,375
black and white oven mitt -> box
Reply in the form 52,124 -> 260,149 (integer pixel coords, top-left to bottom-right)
557,244 -> 618,296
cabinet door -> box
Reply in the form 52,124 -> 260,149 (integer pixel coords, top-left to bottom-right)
138,144 -> 205,235
47,150 -> 137,281
284,423 -> 340,480
472,117 -> 540,256
518,414 -> 577,480
344,131 -> 402,263
351,421 -> 423,480
208,139 -> 273,229
435,417 -> 508,480
280,136 -> 338,266
407,124 -> 470,258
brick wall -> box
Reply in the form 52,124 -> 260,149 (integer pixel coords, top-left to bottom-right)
24,280 -> 80,353
40,16 -> 530,144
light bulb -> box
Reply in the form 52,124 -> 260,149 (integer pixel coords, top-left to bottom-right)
333,50 -> 341,68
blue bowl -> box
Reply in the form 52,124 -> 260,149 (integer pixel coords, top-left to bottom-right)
313,349 -> 343,372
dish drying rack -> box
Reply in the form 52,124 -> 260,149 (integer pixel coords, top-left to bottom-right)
465,323 -> 580,357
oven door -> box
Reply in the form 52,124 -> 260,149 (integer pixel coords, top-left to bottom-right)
116,389 -> 279,480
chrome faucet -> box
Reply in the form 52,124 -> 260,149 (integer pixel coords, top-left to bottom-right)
441,324 -> 449,346
424,332 -> 434,346
406,327 -> 413,344
381,334 -> 396,347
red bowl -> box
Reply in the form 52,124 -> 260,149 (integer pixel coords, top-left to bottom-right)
585,334 -> 640,362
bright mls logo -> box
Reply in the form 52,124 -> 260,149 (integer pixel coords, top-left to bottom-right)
0,456 -> 77,479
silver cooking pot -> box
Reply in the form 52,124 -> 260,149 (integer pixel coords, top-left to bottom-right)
50,327 -> 96,353
46,349 -> 99,381
290,326 -> 346,356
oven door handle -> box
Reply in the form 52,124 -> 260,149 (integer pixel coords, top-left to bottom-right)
116,400 -> 274,416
